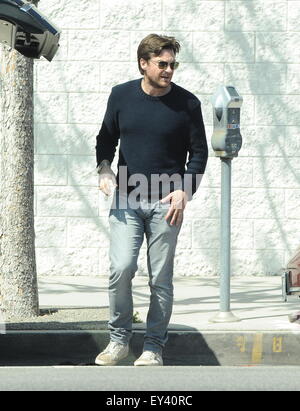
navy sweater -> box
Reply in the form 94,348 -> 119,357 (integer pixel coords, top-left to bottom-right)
96,79 -> 208,199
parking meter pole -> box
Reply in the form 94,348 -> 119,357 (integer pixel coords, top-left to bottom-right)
210,158 -> 240,323
209,85 -> 242,323
220,158 -> 231,313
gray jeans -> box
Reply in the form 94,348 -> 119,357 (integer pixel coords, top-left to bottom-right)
108,192 -> 182,354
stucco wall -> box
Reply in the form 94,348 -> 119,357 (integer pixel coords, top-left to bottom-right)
4,0 -> 300,276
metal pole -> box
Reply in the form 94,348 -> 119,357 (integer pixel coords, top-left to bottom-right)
220,158 -> 231,312
210,158 -> 240,322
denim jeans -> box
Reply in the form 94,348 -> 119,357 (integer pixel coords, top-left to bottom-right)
108,192 -> 182,354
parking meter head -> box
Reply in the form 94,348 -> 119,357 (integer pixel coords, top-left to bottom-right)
211,85 -> 243,159
0,0 -> 61,61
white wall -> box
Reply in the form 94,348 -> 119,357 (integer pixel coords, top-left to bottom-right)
8,0 -> 300,276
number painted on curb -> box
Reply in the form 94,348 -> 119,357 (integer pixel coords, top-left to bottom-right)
236,336 -> 246,352
272,337 -> 283,353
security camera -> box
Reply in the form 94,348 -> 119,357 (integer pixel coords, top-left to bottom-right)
0,0 -> 61,61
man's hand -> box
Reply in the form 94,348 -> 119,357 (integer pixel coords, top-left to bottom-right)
160,190 -> 188,226
97,161 -> 117,196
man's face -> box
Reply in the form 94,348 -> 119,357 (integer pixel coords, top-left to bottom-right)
140,49 -> 176,90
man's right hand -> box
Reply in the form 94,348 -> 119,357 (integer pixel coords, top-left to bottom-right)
97,161 -> 117,196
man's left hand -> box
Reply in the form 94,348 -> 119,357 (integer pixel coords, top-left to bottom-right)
160,190 -> 188,226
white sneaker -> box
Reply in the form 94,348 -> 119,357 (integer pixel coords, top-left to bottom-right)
288,311 -> 300,323
134,350 -> 163,366
95,341 -> 129,366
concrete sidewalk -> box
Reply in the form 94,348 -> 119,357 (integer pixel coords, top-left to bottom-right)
1,275 -> 300,366
36,275 -> 300,331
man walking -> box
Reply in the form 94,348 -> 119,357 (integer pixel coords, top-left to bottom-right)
95,34 -> 208,366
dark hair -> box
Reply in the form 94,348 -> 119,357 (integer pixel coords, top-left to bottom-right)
137,34 -> 180,75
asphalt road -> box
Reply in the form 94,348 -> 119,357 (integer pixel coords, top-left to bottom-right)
0,366 -> 300,392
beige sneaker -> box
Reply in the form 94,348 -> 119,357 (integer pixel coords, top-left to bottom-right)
95,341 -> 129,366
288,311 -> 300,323
134,350 -> 163,366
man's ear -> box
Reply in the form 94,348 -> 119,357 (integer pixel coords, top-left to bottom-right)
140,58 -> 148,72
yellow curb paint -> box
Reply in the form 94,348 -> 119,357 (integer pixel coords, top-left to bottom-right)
251,333 -> 263,364
272,336 -> 283,353
236,335 -> 246,353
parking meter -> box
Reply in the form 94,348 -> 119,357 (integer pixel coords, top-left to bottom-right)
211,85 -> 243,158
0,0 -> 61,61
209,85 -> 243,323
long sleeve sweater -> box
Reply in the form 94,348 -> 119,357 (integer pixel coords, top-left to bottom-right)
96,79 -> 208,200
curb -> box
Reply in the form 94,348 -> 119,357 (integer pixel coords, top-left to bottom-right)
1,330 -> 300,366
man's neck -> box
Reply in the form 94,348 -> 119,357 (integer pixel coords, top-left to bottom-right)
141,78 -> 172,97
